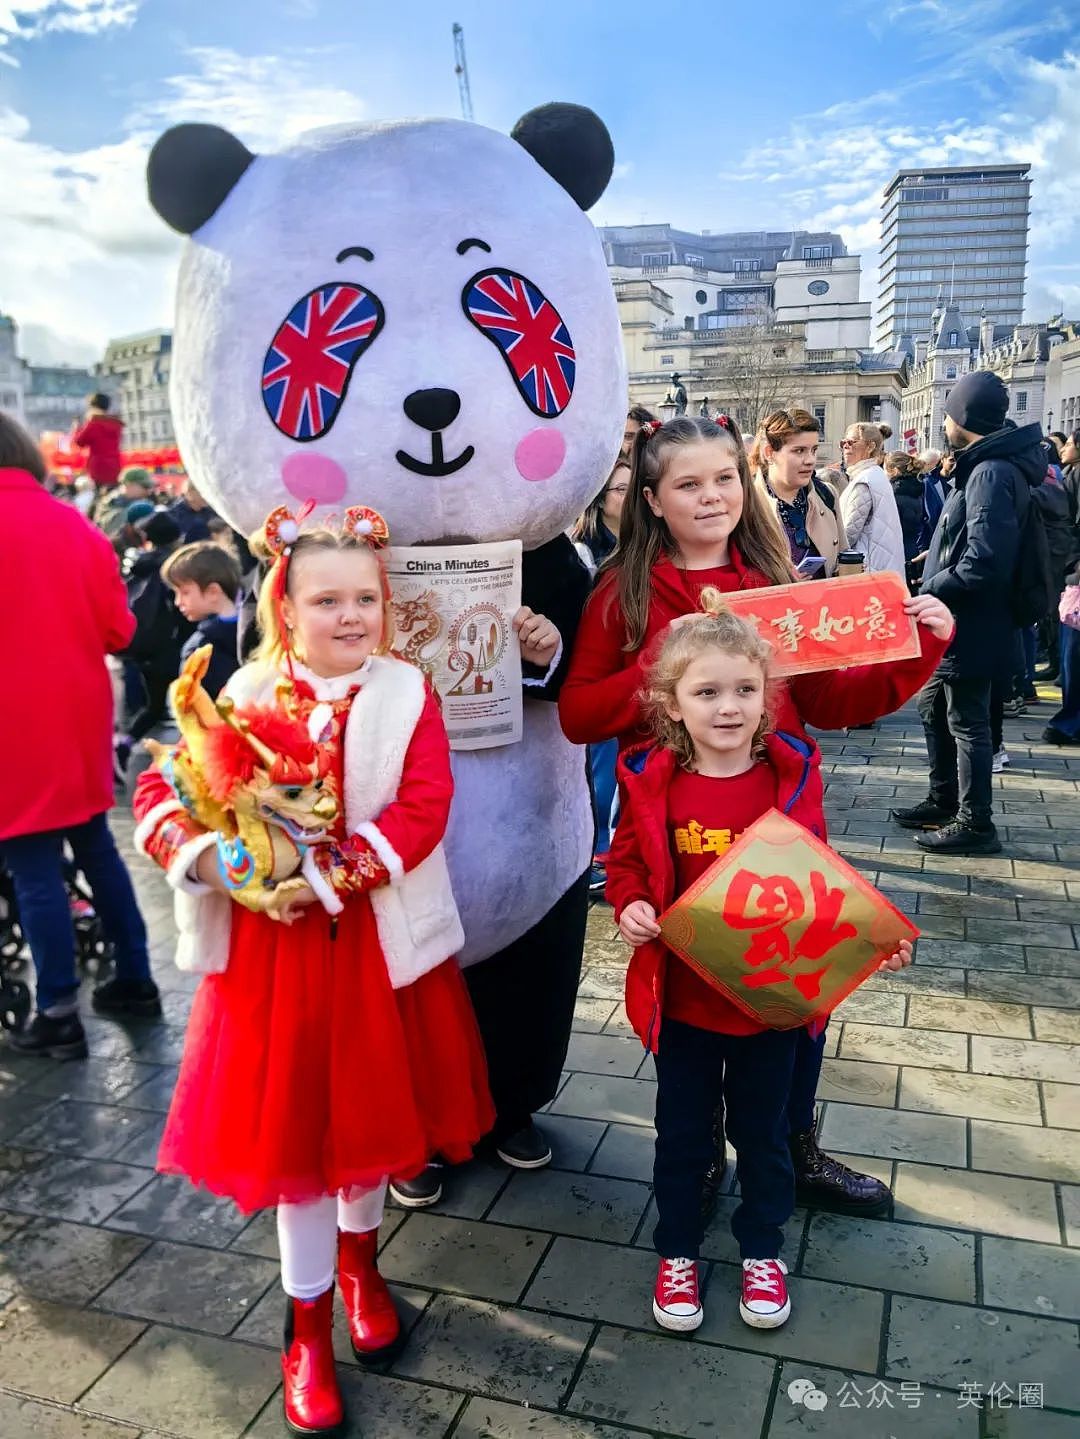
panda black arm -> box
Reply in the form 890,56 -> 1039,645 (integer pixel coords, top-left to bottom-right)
520,535 -> 591,702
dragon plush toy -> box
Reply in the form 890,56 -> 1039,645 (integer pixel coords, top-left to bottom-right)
146,646 -> 336,912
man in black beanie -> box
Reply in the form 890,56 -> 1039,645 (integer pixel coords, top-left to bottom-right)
892,369 -> 1047,853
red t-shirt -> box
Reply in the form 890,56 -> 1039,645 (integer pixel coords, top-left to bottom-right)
663,762 -> 778,1035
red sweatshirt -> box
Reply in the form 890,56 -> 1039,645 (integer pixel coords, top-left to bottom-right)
558,545 -> 952,746
608,733 -> 828,1050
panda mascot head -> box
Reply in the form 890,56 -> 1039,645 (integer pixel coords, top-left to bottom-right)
147,104 -> 626,547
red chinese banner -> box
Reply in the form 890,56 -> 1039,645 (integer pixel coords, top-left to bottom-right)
722,571 -> 921,677
658,809 -> 919,1029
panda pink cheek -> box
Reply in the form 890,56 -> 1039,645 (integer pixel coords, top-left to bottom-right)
514,428 -> 566,482
281,453 -> 348,505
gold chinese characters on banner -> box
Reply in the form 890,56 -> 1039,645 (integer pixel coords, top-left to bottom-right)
658,810 -> 919,1029
722,572 -> 921,677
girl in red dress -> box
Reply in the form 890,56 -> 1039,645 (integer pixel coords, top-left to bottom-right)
133,504 -> 493,1436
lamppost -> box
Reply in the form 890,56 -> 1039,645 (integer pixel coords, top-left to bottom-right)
659,397 -> 677,423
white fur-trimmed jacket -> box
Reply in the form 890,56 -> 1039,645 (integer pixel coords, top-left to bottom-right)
131,655 -> 465,988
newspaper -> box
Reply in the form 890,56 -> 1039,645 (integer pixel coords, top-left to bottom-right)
385,541 -> 523,750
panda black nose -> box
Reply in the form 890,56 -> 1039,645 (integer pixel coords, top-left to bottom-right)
403,388 -> 461,432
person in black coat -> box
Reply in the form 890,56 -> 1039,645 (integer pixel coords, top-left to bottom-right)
884,452 -> 926,568
892,370 -> 1045,856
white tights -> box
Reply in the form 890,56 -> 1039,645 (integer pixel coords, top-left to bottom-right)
277,1181 -> 388,1300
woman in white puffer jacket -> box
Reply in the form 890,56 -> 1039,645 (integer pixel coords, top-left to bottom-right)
838,423 -> 907,574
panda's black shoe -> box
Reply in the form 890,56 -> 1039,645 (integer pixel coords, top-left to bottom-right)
389,1164 -> 443,1208
495,1122 -> 552,1169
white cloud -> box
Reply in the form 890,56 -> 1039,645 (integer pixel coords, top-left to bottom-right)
130,45 -> 368,149
0,0 -> 139,59
0,46 -> 369,362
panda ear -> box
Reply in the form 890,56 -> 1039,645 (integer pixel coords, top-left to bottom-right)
147,123 -> 255,235
511,103 -> 614,211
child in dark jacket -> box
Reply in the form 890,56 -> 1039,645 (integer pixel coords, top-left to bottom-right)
606,595 -> 913,1336
114,512 -> 192,780
161,540 -> 243,699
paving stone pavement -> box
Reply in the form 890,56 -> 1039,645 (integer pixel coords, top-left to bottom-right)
1,701 -> 1077,1437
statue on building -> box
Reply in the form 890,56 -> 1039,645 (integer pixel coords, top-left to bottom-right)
666,373 -> 687,415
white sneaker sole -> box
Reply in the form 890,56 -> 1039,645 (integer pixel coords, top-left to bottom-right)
652,1298 -> 703,1332
388,1182 -> 443,1209
495,1146 -> 553,1170
740,1297 -> 791,1329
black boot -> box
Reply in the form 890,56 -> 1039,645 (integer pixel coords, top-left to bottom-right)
5,1010 -> 88,1060
790,1122 -> 891,1217
890,798 -> 956,830
914,819 -> 1001,855
701,1101 -> 727,1222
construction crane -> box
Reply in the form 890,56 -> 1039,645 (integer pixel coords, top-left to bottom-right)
452,23 -> 474,122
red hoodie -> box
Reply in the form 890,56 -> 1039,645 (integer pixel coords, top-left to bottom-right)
73,413 -> 124,487
607,732 -> 828,1052
558,545 -> 952,746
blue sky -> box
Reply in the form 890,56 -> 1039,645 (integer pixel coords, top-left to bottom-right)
1,0 -> 1078,364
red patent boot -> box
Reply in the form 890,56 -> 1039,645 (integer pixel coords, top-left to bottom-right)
281,1288 -> 343,1435
337,1229 -> 401,1365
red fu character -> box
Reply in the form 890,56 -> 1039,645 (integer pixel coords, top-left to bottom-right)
723,868 -> 857,1001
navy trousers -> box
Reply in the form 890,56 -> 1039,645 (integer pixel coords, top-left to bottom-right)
653,1018 -> 798,1261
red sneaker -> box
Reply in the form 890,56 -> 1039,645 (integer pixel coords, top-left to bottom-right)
652,1257 -> 703,1332
740,1258 -> 790,1329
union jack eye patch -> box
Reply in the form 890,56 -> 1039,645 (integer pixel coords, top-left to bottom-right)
262,282 -> 384,441
462,269 -> 576,418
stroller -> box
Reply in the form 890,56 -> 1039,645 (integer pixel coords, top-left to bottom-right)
0,857 -> 113,1032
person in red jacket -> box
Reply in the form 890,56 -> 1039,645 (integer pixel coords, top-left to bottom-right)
559,413 -> 953,1217
0,414 -> 159,1061
607,602 -> 917,1335
72,392 -> 124,490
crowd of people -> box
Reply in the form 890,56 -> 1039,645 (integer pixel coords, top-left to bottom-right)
1,370 -> 1078,1434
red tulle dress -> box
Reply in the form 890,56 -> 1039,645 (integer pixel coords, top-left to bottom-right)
156,683 -> 494,1213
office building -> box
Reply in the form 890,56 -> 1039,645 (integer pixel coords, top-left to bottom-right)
100,329 -> 175,449
600,225 -> 857,338
877,165 -> 1031,351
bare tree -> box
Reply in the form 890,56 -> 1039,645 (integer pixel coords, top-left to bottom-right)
698,306 -> 798,434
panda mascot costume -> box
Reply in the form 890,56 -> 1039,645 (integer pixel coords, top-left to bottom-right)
145,104 -> 625,1191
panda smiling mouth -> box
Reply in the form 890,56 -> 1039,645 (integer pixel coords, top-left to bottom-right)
396,433 -> 475,477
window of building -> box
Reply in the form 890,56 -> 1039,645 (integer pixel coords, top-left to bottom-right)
661,355 -> 675,365
901,187 -> 949,202
733,258 -> 761,272
1016,391 -> 1027,412
802,245 -> 833,260
945,365 -> 957,379
948,331 -> 961,347
695,289 -> 708,304
812,405 -> 826,433
642,252 -> 669,270
684,253 -> 704,267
